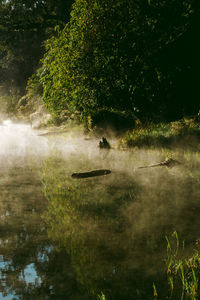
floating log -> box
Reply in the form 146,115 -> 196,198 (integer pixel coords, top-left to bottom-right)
138,158 -> 181,169
72,169 -> 111,178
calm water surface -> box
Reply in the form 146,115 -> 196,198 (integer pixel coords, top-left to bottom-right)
0,120 -> 200,300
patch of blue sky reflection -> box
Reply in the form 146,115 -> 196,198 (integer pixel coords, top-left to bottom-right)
20,263 -> 42,285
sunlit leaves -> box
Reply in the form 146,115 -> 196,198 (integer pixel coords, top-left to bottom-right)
40,0 -> 198,123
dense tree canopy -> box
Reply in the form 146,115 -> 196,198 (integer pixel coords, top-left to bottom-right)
0,0 -> 199,123
0,0 -> 73,95
40,0 -> 200,124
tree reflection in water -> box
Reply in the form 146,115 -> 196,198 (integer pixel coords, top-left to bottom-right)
0,161 -> 93,300
1,150 -> 200,300
42,153 -> 200,300
41,155 -> 163,300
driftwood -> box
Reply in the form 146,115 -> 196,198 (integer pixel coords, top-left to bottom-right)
72,169 -> 111,179
138,158 -> 181,169
37,131 -> 66,136
99,137 -> 111,149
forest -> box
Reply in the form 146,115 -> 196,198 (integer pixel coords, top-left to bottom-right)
0,0 -> 199,128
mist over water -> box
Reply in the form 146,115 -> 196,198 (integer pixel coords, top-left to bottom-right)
0,120 -> 49,163
0,119 -> 200,299
0,119 -> 99,169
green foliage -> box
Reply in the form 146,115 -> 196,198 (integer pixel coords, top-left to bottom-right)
0,0 -> 74,95
17,71 -> 44,115
166,232 -> 200,300
120,117 -> 200,149
26,72 -> 43,98
98,292 -> 107,300
40,0 -> 199,125
0,94 -> 19,115
153,282 -> 158,300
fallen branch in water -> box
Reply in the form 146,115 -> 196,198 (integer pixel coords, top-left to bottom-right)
138,158 -> 181,169
72,169 -> 111,178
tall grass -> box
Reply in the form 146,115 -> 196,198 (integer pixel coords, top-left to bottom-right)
98,292 -> 107,300
165,232 -> 200,300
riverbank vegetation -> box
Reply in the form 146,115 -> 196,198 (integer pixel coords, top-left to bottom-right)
120,116 -> 200,149
164,232 -> 200,300
0,0 -> 199,129
39,0 -> 199,128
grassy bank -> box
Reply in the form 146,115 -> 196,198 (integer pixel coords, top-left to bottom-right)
119,117 -> 200,150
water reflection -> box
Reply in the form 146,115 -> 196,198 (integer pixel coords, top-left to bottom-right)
0,120 -> 200,299
0,159 -> 47,299
42,152 -> 200,300
0,121 -> 104,299
0,159 -> 96,299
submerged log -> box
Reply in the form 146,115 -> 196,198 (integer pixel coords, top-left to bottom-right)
138,158 -> 181,169
72,169 -> 111,179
